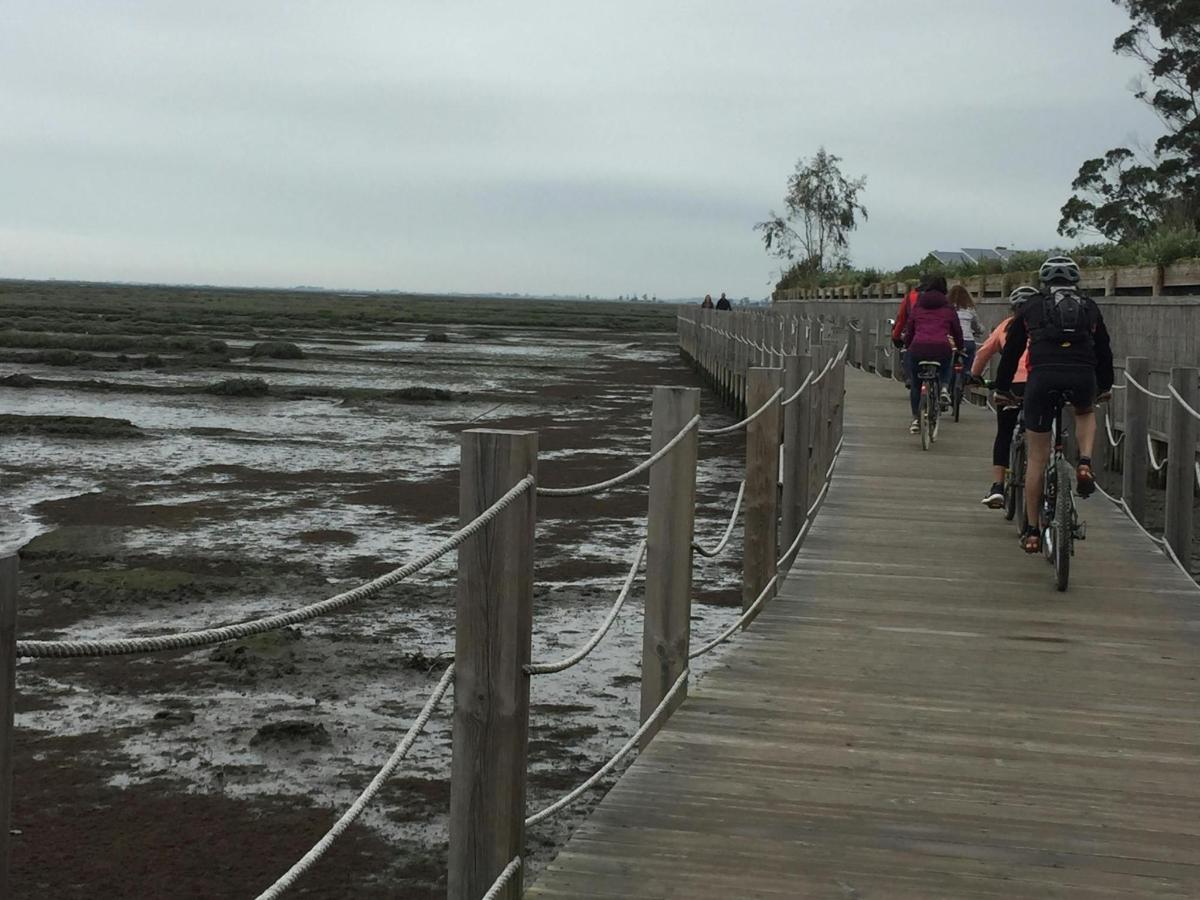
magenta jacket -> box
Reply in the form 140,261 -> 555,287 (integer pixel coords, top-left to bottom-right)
902,290 -> 963,361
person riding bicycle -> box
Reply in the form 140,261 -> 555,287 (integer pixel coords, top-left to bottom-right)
993,256 -> 1114,553
890,280 -> 922,388
949,285 -> 985,373
901,274 -> 963,434
971,286 -> 1038,506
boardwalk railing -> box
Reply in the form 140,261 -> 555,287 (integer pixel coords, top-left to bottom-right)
0,312 -> 849,900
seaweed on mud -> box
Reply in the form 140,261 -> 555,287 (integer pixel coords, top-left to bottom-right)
249,340 -> 304,359
206,377 -> 271,397
0,413 -> 143,439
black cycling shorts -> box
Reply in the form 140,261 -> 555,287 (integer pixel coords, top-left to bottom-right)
1023,366 -> 1097,433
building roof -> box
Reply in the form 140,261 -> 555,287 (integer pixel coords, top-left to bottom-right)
931,247 -> 1017,265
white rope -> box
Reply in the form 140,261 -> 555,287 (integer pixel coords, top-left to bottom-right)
479,857 -> 522,900
1124,371 -> 1171,400
776,515 -> 817,571
688,574 -> 779,659
1093,482 -> 1166,545
699,388 -> 783,436
538,416 -> 700,496
525,540 -> 646,674
1103,412 -> 1124,447
1147,435 -> 1168,472
254,664 -> 456,900
809,356 -> 835,386
780,372 -> 814,408
1168,384 -> 1200,423
692,483 -> 745,558
524,668 -> 689,827
18,478 -> 535,659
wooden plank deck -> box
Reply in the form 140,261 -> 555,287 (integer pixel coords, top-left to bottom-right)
527,366 -> 1200,899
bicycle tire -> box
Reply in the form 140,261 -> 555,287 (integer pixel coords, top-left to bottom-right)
919,386 -> 930,451
928,382 -> 939,446
952,376 -> 963,422
1053,458 -> 1073,591
1006,437 -> 1024,524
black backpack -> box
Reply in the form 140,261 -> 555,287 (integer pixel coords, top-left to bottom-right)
1028,287 -> 1094,348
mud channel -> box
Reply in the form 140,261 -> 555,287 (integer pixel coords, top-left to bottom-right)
0,294 -> 752,898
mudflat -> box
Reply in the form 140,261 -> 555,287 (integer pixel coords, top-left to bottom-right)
1,281 -> 750,898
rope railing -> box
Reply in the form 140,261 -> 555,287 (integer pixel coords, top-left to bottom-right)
1103,411 -> 1124,447
1169,383 -> 1200,422
698,387 -> 783,436
525,540 -> 646,675
478,858 -> 522,900
523,668 -> 689,828
537,415 -> 701,496
254,664 -> 456,900
1124,371 -> 1171,400
780,371 -> 814,408
16,477 -> 536,659
692,483 -> 745,558
1147,435 -> 1168,472
688,575 -> 779,659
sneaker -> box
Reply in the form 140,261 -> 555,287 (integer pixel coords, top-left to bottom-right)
939,388 -> 951,411
1076,463 -> 1095,498
909,418 -> 920,434
981,482 -> 1004,508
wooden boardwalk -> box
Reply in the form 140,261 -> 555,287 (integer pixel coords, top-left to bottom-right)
527,367 -> 1200,899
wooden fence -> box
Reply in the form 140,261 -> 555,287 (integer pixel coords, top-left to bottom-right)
774,259 -> 1200,302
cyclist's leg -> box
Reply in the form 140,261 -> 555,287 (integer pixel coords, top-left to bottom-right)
907,355 -> 921,418
1070,369 -> 1099,495
1021,373 -> 1055,539
1024,431 -> 1050,527
993,403 -> 1019,483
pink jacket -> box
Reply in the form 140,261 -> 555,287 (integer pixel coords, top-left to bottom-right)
972,316 -> 1029,383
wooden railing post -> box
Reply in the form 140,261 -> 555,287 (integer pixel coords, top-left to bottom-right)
874,318 -> 887,376
1122,357 -> 1151,524
640,386 -> 699,740
744,368 -> 782,613
447,430 -> 537,900
782,353 -> 813,551
1165,366 -> 1199,567
0,556 -> 16,900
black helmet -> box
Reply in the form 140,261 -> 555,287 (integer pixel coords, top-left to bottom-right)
1039,255 -> 1080,286
1008,285 -> 1040,309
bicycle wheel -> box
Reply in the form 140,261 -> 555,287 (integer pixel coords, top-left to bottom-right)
919,385 -> 930,451
928,382 -> 939,445
1053,458 -> 1073,591
1005,437 -> 1025,524
952,375 -> 963,422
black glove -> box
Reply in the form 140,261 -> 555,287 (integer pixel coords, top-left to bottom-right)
891,337 -> 904,349
1096,390 -> 1112,404
993,390 -> 1016,407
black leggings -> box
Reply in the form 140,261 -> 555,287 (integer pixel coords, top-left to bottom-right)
993,384 -> 1025,467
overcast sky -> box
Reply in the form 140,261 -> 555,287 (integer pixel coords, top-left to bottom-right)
0,1 -> 1162,298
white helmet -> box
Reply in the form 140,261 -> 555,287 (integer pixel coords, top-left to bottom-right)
1009,285 -> 1040,309
1038,255 -> 1081,286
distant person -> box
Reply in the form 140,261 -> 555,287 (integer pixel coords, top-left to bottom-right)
890,279 -> 923,387
948,284 -> 985,372
701,294 -> 715,309
901,274 -> 963,434
715,292 -> 732,311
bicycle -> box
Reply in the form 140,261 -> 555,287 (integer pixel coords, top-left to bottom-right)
949,349 -> 968,422
1037,389 -> 1087,592
1002,399 -> 1028,533
915,360 -> 943,451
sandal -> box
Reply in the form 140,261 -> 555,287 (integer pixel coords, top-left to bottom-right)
1076,463 -> 1095,498
1020,526 -> 1040,554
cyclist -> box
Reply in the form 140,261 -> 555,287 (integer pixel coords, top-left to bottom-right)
890,279 -> 922,388
901,274 -> 963,434
971,286 -> 1039,506
949,285 -> 985,373
993,256 -> 1114,553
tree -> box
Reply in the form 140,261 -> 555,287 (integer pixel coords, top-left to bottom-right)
1059,0 -> 1200,241
754,147 -> 867,278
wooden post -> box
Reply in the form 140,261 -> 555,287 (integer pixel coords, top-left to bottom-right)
782,353 -> 813,551
1165,366 -> 1198,567
744,369 -> 782,613
874,319 -> 887,376
0,556 -> 15,900
1122,357 -> 1151,524
1105,270 -> 1117,296
447,430 -> 537,900
1151,265 -> 1165,297
640,386 -> 699,740
809,345 -> 828,489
